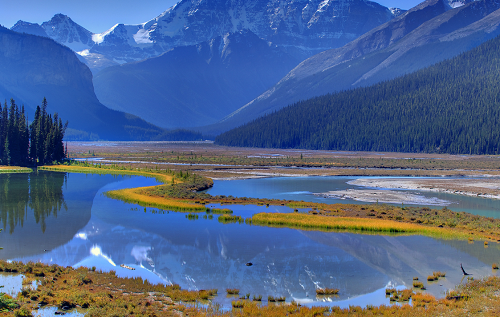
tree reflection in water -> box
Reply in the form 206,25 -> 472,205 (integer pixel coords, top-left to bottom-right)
0,171 -> 67,233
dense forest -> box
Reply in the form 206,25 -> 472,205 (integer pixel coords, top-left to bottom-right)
216,34 -> 500,155
0,98 -> 67,166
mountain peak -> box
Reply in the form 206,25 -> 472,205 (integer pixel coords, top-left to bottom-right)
89,0 -> 398,64
41,13 -> 94,52
11,20 -> 48,37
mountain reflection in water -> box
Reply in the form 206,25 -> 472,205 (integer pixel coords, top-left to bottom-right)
1,172 -> 500,309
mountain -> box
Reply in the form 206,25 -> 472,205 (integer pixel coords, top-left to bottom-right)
210,0 -> 500,134
12,14 -> 94,52
0,26 -> 166,140
90,0 -> 399,63
215,31 -> 500,155
93,30 -> 301,129
12,1 -> 401,71
10,20 -> 48,37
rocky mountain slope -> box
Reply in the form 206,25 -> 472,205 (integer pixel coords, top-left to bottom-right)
215,25 -> 500,154
0,26 -> 165,140
210,0 -> 500,135
13,0 -> 401,71
93,30 -> 301,128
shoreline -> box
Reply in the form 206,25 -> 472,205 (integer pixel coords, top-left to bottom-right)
4,161 -> 500,315
349,178 -> 500,200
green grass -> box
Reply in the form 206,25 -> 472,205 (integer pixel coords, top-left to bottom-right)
0,166 -> 32,173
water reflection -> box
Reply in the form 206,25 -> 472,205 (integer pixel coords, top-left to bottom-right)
0,171 -> 149,259
0,172 -> 67,234
2,172 -> 500,309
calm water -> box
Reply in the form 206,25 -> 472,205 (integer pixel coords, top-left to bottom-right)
207,176 -> 500,217
1,171 -> 500,309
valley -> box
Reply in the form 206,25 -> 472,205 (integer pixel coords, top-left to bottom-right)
2,0 -> 500,315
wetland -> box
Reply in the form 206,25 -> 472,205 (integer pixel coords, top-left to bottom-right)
2,142 -> 500,315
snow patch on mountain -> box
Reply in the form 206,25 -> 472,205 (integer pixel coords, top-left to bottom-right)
444,0 -> 478,10
41,14 -> 94,52
12,0 -> 404,69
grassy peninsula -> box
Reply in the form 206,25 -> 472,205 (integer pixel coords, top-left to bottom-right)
39,162 -> 500,241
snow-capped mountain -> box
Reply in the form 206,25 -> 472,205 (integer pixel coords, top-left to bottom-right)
41,13 -> 95,52
205,0 -> 500,135
12,14 -> 94,52
0,26 -> 165,140
90,0 -> 399,63
12,0 -> 402,69
93,30 -> 301,128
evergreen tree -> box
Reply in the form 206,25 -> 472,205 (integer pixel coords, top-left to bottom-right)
216,33 -> 500,155
0,98 -> 67,166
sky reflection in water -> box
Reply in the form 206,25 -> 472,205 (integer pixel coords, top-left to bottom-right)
1,172 -> 500,309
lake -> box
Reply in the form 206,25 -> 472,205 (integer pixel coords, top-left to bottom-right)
1,171 -> 499,309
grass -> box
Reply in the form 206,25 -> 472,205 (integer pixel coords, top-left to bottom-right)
208,208 -> 233,214
267,296 -> 286,302
3,249 -> 500,315
218,215 -> 243,223
226,289 -> 239,295
316,288 -> 339,295
249,212 -> 471,239
0,260 -> 216,316
40,162 -> 500,241
0,166 -> 32,173
38,163 -> 173,184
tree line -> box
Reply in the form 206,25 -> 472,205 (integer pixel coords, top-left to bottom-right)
216,33 -> 500,155
0,98 -> 67,166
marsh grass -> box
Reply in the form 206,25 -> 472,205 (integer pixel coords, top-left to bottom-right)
427,275 -> 437,282
252,295 -> 262,301
0,260 -> 216,316
250,213 -> 469,239
218,215 -> 243,224
5,260 -> 500,316
226,289 -> 240,295
208,208 -> 233,214
232,300 -> 245,308
316,288 -> 339,295
44,163 -> 500,241
0,166 -> 32,173
433,272 -> 446,278
267,296 -> 285,302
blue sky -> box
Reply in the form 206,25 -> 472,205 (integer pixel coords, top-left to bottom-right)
1,0 -> 423,34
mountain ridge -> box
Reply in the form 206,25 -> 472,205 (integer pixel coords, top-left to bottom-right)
208,0 -> 500,135
215,30 -> 500,154
0,26 -> 166,140
93,29 -> 301,128
12,0 -> 402,70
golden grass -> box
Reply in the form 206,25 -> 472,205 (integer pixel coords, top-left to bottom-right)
0,166 -> 32,173
105,185 -> 206,212
316,288 -> 339,295
4,259 -> 500,316
250,213 -> 470,239
38,165 -> 173,183
40,164 -> 208,212
39,164 -> 493,240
